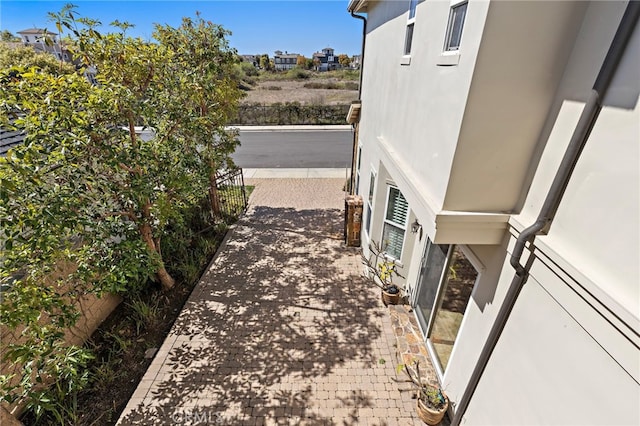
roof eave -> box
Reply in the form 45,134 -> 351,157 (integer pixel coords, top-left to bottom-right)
347,0 -> 369,13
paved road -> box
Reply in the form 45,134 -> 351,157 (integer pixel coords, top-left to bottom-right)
233,127 -> 353,168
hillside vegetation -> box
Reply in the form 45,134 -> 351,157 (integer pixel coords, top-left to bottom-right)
234,66 -> 360,106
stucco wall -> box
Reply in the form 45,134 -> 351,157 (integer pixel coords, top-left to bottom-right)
358,0 -> 488,228
455,1 -> 640,424
356,0 -> 639,424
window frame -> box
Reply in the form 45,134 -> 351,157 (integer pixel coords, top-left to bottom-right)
365,169 -> 376,238
444,0 -> 468,52
355,145 -> 362,194
403,0 -> 419,59
381,185 -> 409,260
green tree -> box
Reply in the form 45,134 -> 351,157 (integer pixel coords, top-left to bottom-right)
239,60 -> 258,76
338,54 -> 351,68
305,57 -> 314,70
0,43 -> 74,74
259,53 -> 272,71
0,6 -> 242,417
1,30 -> 20,42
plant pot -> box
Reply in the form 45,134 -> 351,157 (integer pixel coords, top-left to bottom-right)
381,288 -> 400,305
416,393 -> 449,425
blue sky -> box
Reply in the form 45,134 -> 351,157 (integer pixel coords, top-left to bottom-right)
0,1 -> 363,56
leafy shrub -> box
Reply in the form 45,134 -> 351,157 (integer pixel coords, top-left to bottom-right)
232,102 -> 350,125
239,61 -> 259,76
303,81 -> 357,90
286,68 -> 310,79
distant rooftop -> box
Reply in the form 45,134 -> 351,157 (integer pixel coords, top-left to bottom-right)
17,28 -> 57,35
0,127 -> 25,157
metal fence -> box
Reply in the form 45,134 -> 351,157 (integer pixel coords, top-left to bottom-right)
213,168 -> 248,221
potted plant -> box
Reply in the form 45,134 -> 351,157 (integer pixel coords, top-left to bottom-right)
362,240 -> 403,305
401,360 -> 449,425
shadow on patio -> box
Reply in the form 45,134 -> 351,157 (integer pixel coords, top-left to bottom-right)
117,202 -> 414,425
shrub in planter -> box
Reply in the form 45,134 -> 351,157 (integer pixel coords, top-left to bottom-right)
402,361 -> 449,425
362,240 -> 403,305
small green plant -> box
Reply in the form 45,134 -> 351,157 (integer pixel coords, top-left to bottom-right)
91,357 -> 122,392
362,240 -> 402,294
102,330 -> 131,354
1,342 -> 94,425
126,294 -> 161,334
401,360 -> 447,410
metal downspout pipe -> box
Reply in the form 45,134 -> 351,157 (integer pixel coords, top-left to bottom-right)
451,2 -> 640,425
348,10 -> 367,194
350,11 -> 367,99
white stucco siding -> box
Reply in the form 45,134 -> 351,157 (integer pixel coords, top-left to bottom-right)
359,0 -> 488,220
444,0 -> 588,213
462,266 -> 640,426
513,0 -> 639,324
538,102 -> 640,319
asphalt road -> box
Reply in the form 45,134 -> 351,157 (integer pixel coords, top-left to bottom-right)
233,129 -> 353,168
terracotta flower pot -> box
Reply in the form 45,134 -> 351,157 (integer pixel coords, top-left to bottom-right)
382,287 -> 400,305
416,392 -> 449,425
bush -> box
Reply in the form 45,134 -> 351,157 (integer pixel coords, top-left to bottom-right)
302,81 -> 357,90
240,61 -> 259,77
286,68 -> 310,79
231,102 -> 350,125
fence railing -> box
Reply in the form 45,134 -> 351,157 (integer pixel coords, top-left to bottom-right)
213,168 -> 248,221
231,103 -> 350,126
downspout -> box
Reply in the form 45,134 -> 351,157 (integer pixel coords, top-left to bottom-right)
451,2 -> 640,425
350,10 -> 367,99
348,9 -> 367,194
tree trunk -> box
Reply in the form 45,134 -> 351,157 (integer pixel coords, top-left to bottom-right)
139,210 -> 175,291
209,168 -> 221,216
155,264 -> 176,291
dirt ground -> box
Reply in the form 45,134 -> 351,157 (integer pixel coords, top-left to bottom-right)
242,79 -> 359,105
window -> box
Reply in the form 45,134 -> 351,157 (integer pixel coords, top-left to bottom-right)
404,24 -> 415,56
445,1 -> 468,51
365,171 -> 376,236
382,186 -> 408,259
404,0 -> 419,56
409,0 -> 418,19
355,146 -> 362,194
414,242 -> 480,375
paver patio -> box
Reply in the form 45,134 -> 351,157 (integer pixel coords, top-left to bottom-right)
117,178 -> 428,425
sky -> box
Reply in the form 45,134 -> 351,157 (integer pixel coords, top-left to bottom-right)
0,0 -> 363,56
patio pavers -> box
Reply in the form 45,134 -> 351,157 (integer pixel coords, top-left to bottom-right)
117,179 -> 425,425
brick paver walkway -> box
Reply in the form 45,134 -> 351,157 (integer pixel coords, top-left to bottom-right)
117,179 -> 425,425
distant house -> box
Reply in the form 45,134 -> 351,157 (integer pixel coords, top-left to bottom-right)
17,28 -> 72,63
312,47 -> 340,71
0,126 -> 25,157
350,54 -> 361,69
273,50 -> 299,71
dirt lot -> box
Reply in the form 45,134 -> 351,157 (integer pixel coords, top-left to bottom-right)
242,79 -> 359,105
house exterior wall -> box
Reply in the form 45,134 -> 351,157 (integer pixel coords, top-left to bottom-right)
353,0 -> 639,424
